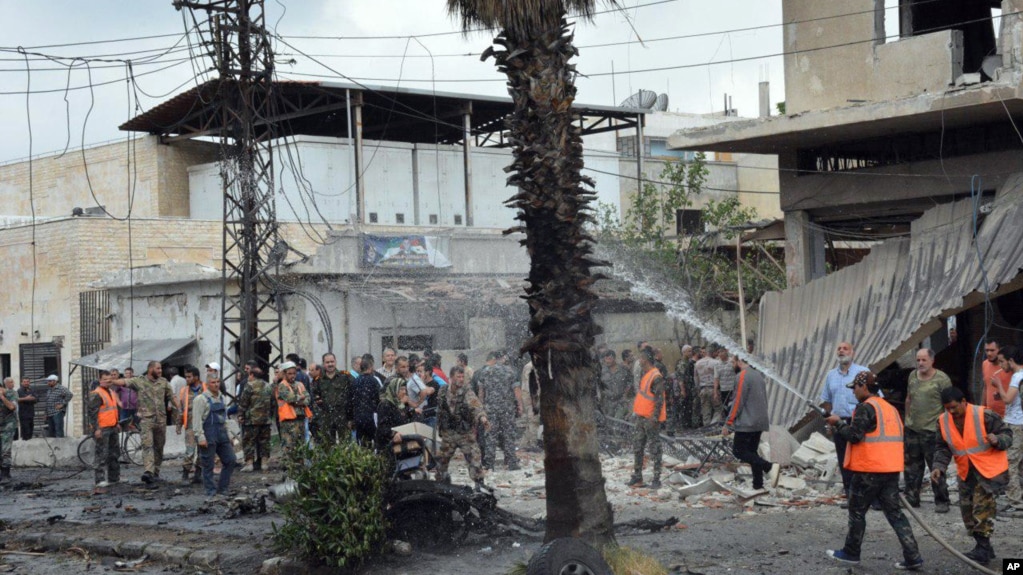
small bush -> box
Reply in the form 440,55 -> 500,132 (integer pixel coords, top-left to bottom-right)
271,442 -> 389,570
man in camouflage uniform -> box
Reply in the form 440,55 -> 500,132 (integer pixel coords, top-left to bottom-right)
825,372 -> 923,570
628,348 -> 665,488
0,378 -> 18,482
175,366 -> 205,484
436,365 -> 490,490
118,361 -> 178,484
600,350 -> 633,420
932,386 -> 1012,565
676,345 -> 697,430
238,363 -> 274,471
87,370 -> 120,491
275,361 -> 311,468
477,351 -> 522,471
312,352 -> 352,445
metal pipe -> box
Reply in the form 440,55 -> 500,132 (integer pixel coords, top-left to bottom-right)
462,104 -> 473,227
353,93 -> 365,225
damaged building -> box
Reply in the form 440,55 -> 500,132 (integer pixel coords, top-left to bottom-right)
671,0 -> 1023,425
4,81 -> 742,434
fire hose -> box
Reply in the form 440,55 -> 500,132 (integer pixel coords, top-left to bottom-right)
898,494 -> 997,575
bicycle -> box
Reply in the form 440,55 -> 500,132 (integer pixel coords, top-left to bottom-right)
77,418 -> 143,467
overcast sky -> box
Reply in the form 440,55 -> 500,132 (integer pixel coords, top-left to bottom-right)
0,0 -> 786,163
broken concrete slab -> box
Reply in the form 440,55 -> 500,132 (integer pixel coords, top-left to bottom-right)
776,476 -> 807,490
676,478 -> 731,500
766,425 -> 801,466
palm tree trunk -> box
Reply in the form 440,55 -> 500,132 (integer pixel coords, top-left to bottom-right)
491,15 -> 615,546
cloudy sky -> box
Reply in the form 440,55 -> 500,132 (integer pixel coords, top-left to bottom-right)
0,0 -> 790,163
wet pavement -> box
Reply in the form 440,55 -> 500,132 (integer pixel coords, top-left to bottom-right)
0,450 -> 1019,574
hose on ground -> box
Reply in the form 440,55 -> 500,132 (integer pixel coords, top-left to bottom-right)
898,494 -> 997,575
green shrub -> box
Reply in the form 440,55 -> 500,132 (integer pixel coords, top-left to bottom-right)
271,442 -> 389,570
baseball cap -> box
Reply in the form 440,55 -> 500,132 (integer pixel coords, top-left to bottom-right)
46,374 -> 58,381
279,361 -> 297,371
847,371 -> 876,389
205,362 -> 221,372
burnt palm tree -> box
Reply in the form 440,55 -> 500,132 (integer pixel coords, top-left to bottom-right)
446,0 -> 615,546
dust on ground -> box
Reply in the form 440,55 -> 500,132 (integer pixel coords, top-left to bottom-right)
0,447 -> 1019,574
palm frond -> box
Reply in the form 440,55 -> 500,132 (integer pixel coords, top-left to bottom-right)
446,0 -> 607,36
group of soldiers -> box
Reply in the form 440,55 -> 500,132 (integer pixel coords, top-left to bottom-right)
598,341 -> 742,433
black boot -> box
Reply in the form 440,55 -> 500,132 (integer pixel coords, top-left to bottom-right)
964,535 -> 992,564
253,459 -> 262,472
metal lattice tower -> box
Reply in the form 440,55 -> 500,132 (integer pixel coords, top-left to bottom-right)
174,0 -> 282,389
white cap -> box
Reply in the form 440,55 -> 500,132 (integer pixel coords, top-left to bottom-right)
46,374 -> 59,381
205,362 -> 221,372
279,361 -> 297,371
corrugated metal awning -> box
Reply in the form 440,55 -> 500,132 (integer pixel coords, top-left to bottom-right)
71,338 -> 197,374
758,174 -> 1023,426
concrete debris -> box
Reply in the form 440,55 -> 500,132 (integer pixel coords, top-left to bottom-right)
765,425 -> 801,466
790,432 -> 835,468
676,478 -> 731,500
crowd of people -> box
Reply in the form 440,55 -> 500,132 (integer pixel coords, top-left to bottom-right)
1,334 -> 1020,569
7,348 -> 532,498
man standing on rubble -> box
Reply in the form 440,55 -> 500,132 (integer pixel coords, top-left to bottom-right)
722,356 -> 778,491
903,348 -> 952,512
694,345 -> 721,427
825,371 -> 923,571
628,347 -> 666,489
932,386 -> 1011,565
818,341 -> 869,506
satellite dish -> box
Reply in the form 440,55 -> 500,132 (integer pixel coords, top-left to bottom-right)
620,89 -> 657,109
981,55 -> 1002,80
653,93 -> 669,111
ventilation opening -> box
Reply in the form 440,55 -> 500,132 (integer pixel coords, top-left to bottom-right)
369,212 -> 379,223
454,215 -> 463,225
676,209 -> 704,236
429,214 -> 438,225
395,213 -> 405,224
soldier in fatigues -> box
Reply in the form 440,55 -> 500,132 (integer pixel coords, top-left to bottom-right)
117,361 -> 178,484
436,365 -> 490,490
312,352 -> 352,444
175,366 -> 205,484
932,386 -> 1012,565
87,370 -> 120,491
628,348 -> 665,488
825,372 -> 923,570
238,365 -> 274,471
477,351 -> 522,471
0,378 -> 18,482
275,361 -> 311,469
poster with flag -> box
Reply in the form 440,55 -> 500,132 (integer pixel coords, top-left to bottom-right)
361,235 -> 452,268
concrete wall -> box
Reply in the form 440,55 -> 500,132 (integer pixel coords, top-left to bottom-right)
616,157 -> 739,233
736,154 -> 782,220
0,136 -> 217,220
189,136 -> 623,230
783,0 -> 963,114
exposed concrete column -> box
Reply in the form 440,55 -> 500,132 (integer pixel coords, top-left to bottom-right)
758,81 -> 770,118
411,146 -> 421,225
635,113 -> 645,194
463,103 -> 473,227
353,92 -> 365,224
784,210 -> 826,287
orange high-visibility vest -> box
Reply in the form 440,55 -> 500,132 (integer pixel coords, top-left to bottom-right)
179,384 -> 207,428
276,381 -> 312,421
939,404 -> 1009,480
844,396 -> 904,473
632,367 -> 666,422
92,387 -> 119,429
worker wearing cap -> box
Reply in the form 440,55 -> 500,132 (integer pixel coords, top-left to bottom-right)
932,386 -> 1011,565
275,361 -> 311,469
825,371 -> 923,570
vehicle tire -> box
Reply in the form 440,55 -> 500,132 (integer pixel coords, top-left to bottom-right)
77,436 -> 94,468
122,431 -> 142,466
526,538 -> 612,575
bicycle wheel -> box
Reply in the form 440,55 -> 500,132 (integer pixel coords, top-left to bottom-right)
122,431 -> 143,466
77,436 -> 95,468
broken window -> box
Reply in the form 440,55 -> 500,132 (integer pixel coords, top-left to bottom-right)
676,209 -> 704,236
882,0 -> 999,76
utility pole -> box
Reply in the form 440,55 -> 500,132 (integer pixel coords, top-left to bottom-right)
173,0 -> 282,392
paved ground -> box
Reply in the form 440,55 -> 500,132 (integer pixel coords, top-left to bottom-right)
0,448 -> 1019,574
